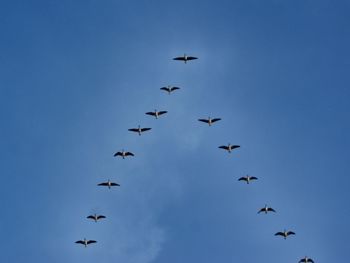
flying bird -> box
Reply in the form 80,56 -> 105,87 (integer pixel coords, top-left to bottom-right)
218,144 -> 240,153
114,149 -> 134,159
146,110 -> 168,119
98,179 -> 120,189
238,175 -> 258,184
275,229 -> 295,239
75,238 -> 97,247
128,125 -> 151,136
173,54 -> 198,63
87,214 -> 106,222
258,204 -> 276,214
198,117 -> 221,126
299,256 -> 314,263
160,86 -> 180,94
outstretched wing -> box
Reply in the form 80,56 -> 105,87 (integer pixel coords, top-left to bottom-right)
87,240 -> 97,244
97,215 -> 106,220
110,182 -> 120,186
125,152 -> 134,156
158,111 -> 168,115
141,128 -> 151,132
211,118 -> 221,123
160,87 -> 170,92
218,146 -> 229,150
128,128 -> 139,132
257,208 -> 264,214
173,56 -> 185,61
187,56 -> 198,60
114,152 -> 122,157
250,176 -> 258,180
274,232 -> 284,236
267,207 -> 276,212
287,231 -> 295,236
238,177 -> 248,182
87,215 -> 95,220
98,182 -> 108,186
170,87 -> 180,91
146,112 -> 156,116
198,119 -> 209,123
75,240 -> 84,244
231,145 -> 240,150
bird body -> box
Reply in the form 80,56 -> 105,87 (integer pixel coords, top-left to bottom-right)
128,125 -> 151,136
198,117 -> 221,126
146,110 -> 167,119
258,204 -> 276,214
87,214 -> 106,222
275,229 -> 295,239
114,149 -> 134,159
218,143 -> 240,153
160,86 -> 180,94
238,175 -> 258,184
75,238 -> 97,247
98,179 -> 120,189
173,54 -> 198,63
299,256 -> 314,263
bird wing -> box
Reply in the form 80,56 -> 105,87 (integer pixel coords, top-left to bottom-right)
114,152 -> 121,157
274,232 -> 283,236
250,177 -> 258,180
146,112 -> 156,116
125,152 -> 134,156
97,215 -> 106,219
160,87 -> 170,91
128,128 -> 139,132
257,208 -> 264,214
287,231 -> 295,236
75,240 -> 84,244
309,259 -> 314,263
299,259 -> 306,263
170,87 -> 180,91
98,183 -> 108,186
238,177 -> 247,181
211,118 -> 221,122
218,146 -> 229,150
187,56 -> 198,60
87,215 -> 95,219
158,111 -> 168,115
173,57 -> 185,61
141,128 -> 151,132
267,207 -> 276,212
110,182 -> 120,186
231,145 -> 241,149
198,119 -> 209,123
87,240 -> 97,244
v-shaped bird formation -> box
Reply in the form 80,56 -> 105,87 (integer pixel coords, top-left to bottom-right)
73,53 -> 315,263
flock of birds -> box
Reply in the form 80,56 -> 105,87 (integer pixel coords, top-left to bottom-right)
74,54 -> 315,263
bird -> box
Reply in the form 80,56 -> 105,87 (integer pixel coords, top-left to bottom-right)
87,214 -> 106,222
75,238 -> 97,247
198,117 -> 221,126
98,179 -> 120,189
258,204 -> 276,214
218,143 -> 240,153
160,86 -> 180,94
146,110 -> 168,119
173,54 -> 198,63
299,256 -> 314,263
114,149 -> 134,159
128,125 -> 151,136
275,229 -> 295,239
238,175 -> 258,184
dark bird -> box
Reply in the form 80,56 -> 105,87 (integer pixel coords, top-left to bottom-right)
275,229 -> 296,239
128,125 -> 151,136
238,175 -> 258,184
160,86 -> 180,94
299,256 -> 314,263
87,214 -> 106,222
98,179 -> 120,189
146,110 -> 168,119
198,117 -> 221,126
114,149 -> 134,159
173,54 -> 198,63
218,143 -> 240,153
258,204 -> 276,214
75,238 -> 97,247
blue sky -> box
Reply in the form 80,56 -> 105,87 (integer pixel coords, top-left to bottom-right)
1,0 -> 350,262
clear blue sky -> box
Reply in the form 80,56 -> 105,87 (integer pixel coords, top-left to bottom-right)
1,0 -> 349,262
